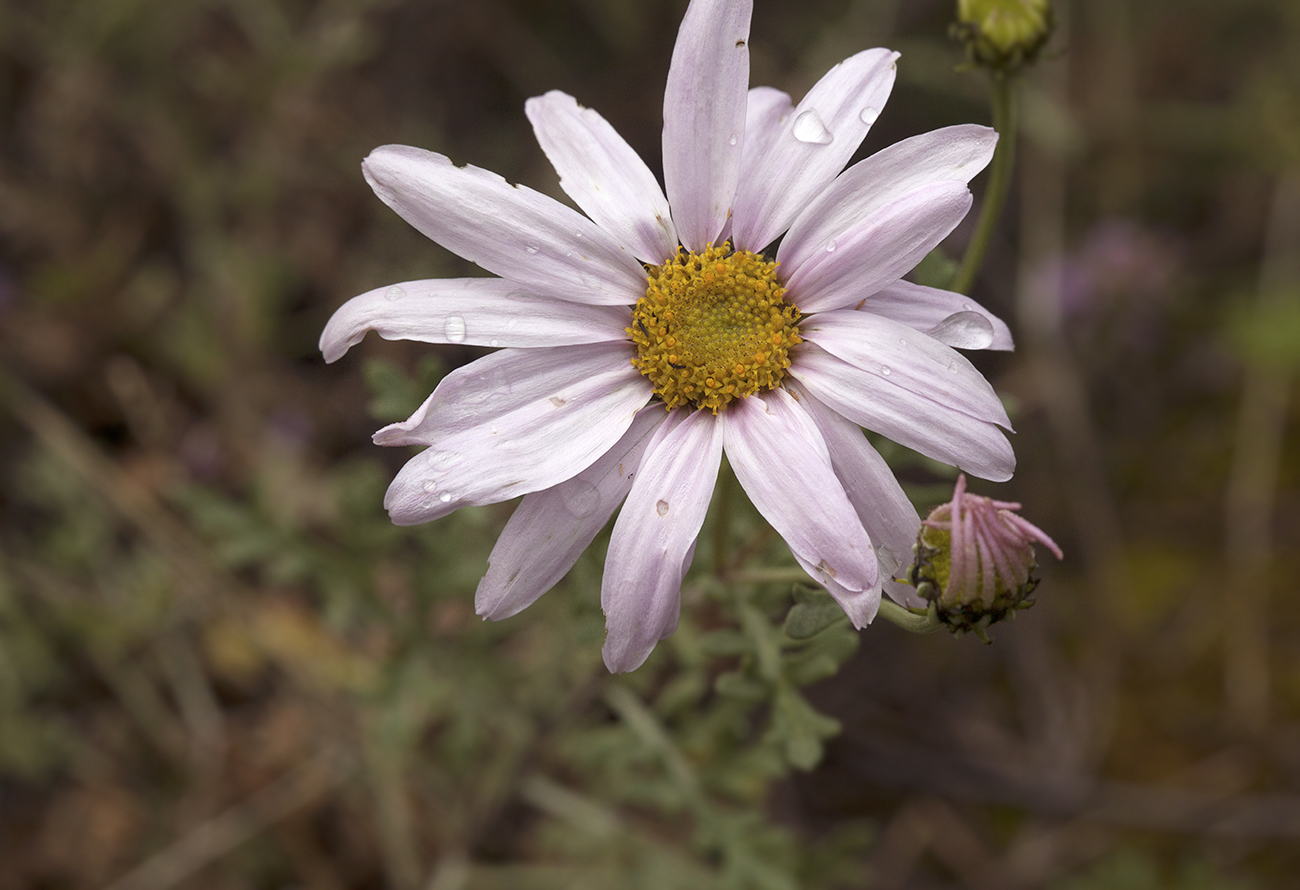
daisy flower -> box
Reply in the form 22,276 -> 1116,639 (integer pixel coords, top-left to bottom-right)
321,0 -> 1016,672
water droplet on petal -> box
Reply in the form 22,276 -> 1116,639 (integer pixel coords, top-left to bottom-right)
421,480 -> 437,493
444,315 -> 467,343
792,109 -> 833,145
656,499 -> 670,516
524,244 -> 540,255
438,491 -> 452,503
384,285 -> 406,301
926,311 -> 995,350
860,106 -> 880,125
825,240 -> 836,252
880,365 -> 891,376
728,133 -> 738,146
963,302 -> 975,311
489,338 -> 499,348
562,480 -> 601,519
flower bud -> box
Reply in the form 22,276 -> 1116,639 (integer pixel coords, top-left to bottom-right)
952,0 -> 1054,76
909,474 -> 1063,636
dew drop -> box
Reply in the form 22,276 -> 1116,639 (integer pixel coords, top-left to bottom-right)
421,480 -> 437,493
963,302 -> 975,311
524,244 -> 540,255
825,240 -> 836,252
489,338 -> 500,348
728,133 -> 738,146
927,311 -> 995,350
860,106 -> 880,125
792,109 -> 833,145
438,492 -> 452,503
444,315 -> 467,343
880,365 -> 891,376
384,285 -> 406,301
656,499 -> 670,516
561,480 -> 601,519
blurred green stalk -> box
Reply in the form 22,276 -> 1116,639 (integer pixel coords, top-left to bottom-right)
952,75 -> 1018,295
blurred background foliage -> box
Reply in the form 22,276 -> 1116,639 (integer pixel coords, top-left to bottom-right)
1,0 -> 1298,887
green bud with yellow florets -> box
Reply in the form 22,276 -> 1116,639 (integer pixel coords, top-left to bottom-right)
909,474 -> 1063,638
952,0 -> 1054,77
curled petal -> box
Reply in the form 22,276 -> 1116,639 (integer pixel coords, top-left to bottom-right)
475,407 -> 666,621
723,388 -> 879,626
663,0 -> 752,250
363,145 -> 646,305
602,409 -> 723,673
527,91 -> 677,264
320,277 -> 631,363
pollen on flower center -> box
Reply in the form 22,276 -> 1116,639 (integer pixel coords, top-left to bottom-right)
628,242 -> 801,413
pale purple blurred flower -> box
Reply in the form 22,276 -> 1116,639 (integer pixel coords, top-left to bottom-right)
322,0 -> 1017,672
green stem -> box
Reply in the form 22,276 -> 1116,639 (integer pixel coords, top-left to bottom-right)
951,74 -> 1019,295
876,599 -> 945,634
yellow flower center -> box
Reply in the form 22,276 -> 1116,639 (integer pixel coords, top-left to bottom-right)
628,243 -> 801,413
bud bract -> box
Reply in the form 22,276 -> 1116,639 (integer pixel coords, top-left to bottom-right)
953,0 -> 1053,76
909,474 -> 1063,635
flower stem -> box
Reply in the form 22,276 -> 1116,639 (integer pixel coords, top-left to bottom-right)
951,74 -> 1019,295
876,599 -> 945,634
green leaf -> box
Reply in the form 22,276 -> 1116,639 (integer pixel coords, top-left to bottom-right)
782,588 -> 845,640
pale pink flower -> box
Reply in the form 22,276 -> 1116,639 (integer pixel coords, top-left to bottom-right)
321,0 -> 1016,672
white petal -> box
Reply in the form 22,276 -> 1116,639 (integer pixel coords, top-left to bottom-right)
526,91 -> 677,264
602,409 -> 722,672
790,343 -> 1015,482
380,343 -> 652,525
723,389 -> 879,627
787,381 -> 920,560
363,145 -> 646,306
475,408 -> 666,621
737,86 -> 793,186
662,0 -> 752,251
782,181 -> 973,313
731,49 -> 898,253
320,277 -> 632,363
778,124 -> 998,309
801,310 -> 1011,428
856,279 -> 1013,351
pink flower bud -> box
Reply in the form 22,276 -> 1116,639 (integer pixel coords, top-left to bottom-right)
909,474 -> 1063,635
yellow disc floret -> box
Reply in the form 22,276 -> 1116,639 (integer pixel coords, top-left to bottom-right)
629,242 -> 801,413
